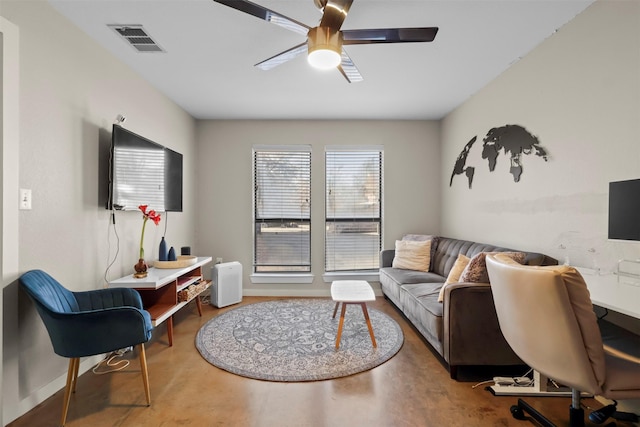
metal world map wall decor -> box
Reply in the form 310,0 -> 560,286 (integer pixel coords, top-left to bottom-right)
450,124 -> 549,189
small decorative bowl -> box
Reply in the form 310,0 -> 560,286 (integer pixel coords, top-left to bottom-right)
153,256 -> 197,269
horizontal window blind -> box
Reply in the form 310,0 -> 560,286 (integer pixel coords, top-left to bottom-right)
325,149 -> 383,272
254,148 -> 311,273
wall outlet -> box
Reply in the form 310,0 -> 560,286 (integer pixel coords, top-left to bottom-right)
216,257 -> 223,264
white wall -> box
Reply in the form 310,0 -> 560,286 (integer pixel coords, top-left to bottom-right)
441,3 -> 640,414
1,2 -> 197,424
5,0 -> 638,423
1,15 -> 21,427
195,120 -> 441,295
441,0 -> 640,274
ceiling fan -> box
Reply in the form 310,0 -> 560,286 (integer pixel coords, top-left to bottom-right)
213,0 -> 439,82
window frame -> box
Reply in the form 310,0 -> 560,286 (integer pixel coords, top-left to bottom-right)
323,145 -> 384,278
251,145 -> 313,284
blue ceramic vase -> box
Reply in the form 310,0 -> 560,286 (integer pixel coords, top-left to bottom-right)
159,237 -> 168,261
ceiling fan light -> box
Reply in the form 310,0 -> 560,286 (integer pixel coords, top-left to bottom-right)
307,26 -> 343,70
308,48 -> 341,69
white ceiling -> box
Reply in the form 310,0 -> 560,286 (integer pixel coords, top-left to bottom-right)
48,0 -> 594,120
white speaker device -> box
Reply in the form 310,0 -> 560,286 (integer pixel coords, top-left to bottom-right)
211,262 -> 242,308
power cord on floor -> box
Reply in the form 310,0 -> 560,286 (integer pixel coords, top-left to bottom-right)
92,347 -> 131,375
471,379 -> 495,389
199,292 -> 211,305
471,368 -> 534,389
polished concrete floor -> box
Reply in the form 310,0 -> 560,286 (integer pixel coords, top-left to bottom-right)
8,296 -> 634,427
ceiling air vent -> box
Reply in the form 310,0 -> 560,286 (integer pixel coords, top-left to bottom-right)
108,25 -> 165,53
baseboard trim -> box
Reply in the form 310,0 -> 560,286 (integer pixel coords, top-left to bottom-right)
242,288 -> 384,297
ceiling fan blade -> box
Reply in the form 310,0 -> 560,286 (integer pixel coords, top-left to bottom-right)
320,0 -> 353,30
213,0 -> 310,36
255,42 -> 308,70
338,49 -> 363,83
342,27 -> 439,45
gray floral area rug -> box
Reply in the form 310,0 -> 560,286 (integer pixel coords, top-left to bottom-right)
196,299 -> 404,382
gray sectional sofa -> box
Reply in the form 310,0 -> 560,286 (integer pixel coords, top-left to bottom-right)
379,236 -> 557,379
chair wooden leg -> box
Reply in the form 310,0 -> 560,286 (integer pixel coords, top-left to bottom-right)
72,357 -> 80,393
138,344 -> 151,406
332,301 -> 340,319
61,358 -> 79,426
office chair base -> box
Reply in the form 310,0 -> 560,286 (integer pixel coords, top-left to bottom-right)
511,398 -> 557,427
510,398 -> 586,427
613,411 -> 639,423
569,405 -> 585,427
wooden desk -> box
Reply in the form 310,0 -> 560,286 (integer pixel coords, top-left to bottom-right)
109,256 -> 212,346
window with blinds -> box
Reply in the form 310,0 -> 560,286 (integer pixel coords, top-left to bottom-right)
325,147 -> 383,272
253,146 -> 311,273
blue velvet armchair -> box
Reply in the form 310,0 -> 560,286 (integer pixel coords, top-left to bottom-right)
19,269 -> 154,426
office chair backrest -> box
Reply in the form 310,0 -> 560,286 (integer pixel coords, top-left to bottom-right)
486,254 -> 606,395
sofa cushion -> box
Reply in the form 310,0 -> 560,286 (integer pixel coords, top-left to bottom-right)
460,251 -> 526,283
381,267 -> 444,286
392,239 -> 432,272
402,282 -> 443,300
402,283 -> 443,313
523,252 -> 552,266
401,285 -> 444,343
431,239 -> 488,278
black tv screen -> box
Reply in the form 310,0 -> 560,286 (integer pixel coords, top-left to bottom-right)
608,178 -> 640,241
164,147 -> 183,212
108,125 -> 183,212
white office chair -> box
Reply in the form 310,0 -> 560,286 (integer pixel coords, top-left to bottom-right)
485,254 -> 640,427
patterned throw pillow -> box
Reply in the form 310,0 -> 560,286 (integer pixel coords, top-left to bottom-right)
438,253 -> 470,302
392,239 -> 432,272
459,251 -> 526,283
402,234 -> 440,270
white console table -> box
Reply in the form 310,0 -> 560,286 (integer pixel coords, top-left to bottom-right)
109,256 -> 212,346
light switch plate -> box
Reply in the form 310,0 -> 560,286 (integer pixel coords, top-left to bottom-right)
19,189 -> 32,210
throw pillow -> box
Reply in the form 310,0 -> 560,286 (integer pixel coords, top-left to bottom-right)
438,253 -> 470,302
392,239 -> 432,272
459,251 -> 526,283
402,234 -> 440,271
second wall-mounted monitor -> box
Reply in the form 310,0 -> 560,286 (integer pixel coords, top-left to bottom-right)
608,178 -> 640,241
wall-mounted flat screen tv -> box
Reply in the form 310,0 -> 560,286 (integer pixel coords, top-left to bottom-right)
107,124 -> 183,212
608,178 -> 640,241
